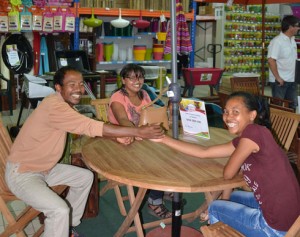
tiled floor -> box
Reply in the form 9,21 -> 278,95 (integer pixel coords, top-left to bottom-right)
0,81 -> 272,236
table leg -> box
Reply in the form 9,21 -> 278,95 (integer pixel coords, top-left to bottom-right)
127,186 -> 144,237
114,187 -> 147,237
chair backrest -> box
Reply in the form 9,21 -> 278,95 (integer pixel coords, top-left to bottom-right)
182,68 -> 224,86
262,95 -> 294,113
230,77 -> 260,95
270,108 -> 300,151
0,115 -> 13,193
90,98 -> 110,123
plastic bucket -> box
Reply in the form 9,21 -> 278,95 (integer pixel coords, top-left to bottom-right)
156,32 -> 167,41
145,48 -> 153,60
104,42 -> 113,61
153,52 -> 163,60
133,50 -> 146,61
164,53 -> 171,60
153,48 -> 164,53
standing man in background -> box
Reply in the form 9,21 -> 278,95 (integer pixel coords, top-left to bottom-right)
268,15 -> 300,110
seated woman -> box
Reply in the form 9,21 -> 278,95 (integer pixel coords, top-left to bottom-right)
151,91 -> 300,236
108,63 -> 172,219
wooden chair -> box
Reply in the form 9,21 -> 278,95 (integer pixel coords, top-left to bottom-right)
270,108 -> 300,172
269,108 -> 300,152
90,98 -> 128,216
200,221 -> 245,237
201,215 -> 300,237
230,77 -> 294,112
263,95 -> 294,113
230,77 -> 260,95
90,98 -> 110,123
0,115 -> 67,236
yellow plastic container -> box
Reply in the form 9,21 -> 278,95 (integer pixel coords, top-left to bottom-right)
133,50 -> 146,61
153,48 -> 164,53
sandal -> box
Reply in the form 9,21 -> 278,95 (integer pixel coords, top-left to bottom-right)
163,192 -> 174,202
148,204 -> 172,219
200,210 -> 209,223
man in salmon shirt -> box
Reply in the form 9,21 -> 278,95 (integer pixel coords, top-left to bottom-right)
5,66 -> 164,237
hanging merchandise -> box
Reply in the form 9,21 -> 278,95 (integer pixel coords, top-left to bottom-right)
47,0 -> 59,6
131,10 -> 150,29
32,0 -> 46,8
8,7 -> 20,32
39,36 -> 49,75
110,8 -> 129,28
164,0 -> 192,55
42,7 -> 53,33
156,14 -> 167,42
1,33 -> 34,74
21,0 -> 33,7
9,0 -> 22,7
0,13 -> 9,33
33,32 -> 41,75
53,7 -> 64,32
31,7 -> 43,31
64,8 -> 75,32
20,7 -> 33,32
150,18 -> 159,32
48,0 -> 73,7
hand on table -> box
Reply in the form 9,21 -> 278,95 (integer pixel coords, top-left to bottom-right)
116,137 -> 134,145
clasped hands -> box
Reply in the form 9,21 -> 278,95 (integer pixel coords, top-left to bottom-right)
116,123 -> 165,145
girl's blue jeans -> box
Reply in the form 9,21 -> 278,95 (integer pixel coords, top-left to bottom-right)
208,190 -> 287,237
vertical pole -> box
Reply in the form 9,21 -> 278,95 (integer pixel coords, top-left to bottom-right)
74,0 -> 80,50
170,0 -> 181,236
190,1 -> 197,68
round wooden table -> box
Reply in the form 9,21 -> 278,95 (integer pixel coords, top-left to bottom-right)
82,127 -> 245,237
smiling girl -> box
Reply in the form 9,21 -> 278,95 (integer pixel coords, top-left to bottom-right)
108,63 -> 172,219
151,91 -> 300,236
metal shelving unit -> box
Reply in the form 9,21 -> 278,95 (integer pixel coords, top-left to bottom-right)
190,1 -> 216,67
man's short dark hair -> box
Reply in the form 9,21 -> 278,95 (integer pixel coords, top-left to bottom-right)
281,15 -> 300,32
53,66 -> 81,86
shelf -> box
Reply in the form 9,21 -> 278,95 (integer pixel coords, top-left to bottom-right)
196,15 -> 216,21
75,7 -> 194,21
99,33 -> 156,40
98,60 -> 171,65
